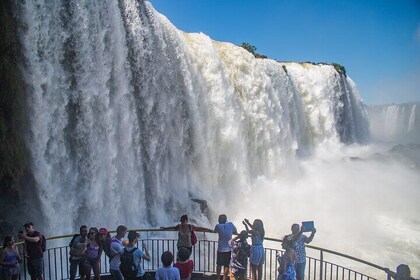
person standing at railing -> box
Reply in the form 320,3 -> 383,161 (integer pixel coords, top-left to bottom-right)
69,225 -> 89,280
277,235 -> 297,280
214,214 -> 237,280
18,221 -> 44,280
1,235 -> 21,280
243,218 -> 265,280
385,264 -> 417,280
160,214 -> 211,257
109,225 -> 128,280
120,231 -> 150,280
291,223 -> 316,280
83,231 -> 103,280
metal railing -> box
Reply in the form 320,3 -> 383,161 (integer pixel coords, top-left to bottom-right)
1,229 -> 391,280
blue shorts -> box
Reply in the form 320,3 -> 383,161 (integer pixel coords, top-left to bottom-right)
296,262 -> 306,280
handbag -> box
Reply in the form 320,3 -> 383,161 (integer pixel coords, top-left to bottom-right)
189,225 -> 197,245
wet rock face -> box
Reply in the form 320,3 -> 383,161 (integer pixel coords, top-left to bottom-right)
0,0 -> 33,237
191,199 -> 210,217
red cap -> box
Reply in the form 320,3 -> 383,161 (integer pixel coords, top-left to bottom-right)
99,228 -> 108,235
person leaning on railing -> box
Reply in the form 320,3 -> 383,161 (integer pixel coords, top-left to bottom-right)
160,214 -> 212,256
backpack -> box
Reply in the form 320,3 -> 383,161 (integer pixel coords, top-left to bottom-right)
69,233 -> 80,248
31,231 -> 47,253
189,225 -> 197,246
41,234 -> 47,252
105,238 -> 121,259
119,247 -> 138,278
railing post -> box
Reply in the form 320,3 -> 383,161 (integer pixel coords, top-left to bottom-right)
319,250 -> 324,280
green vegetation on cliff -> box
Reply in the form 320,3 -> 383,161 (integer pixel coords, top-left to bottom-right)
239,42 -> 268,59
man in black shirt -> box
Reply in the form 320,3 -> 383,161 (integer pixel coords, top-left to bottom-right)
18,221 -> 44,280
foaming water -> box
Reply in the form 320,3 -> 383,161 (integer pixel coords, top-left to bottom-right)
14,0 -> 418,277
229,142 -> 420,276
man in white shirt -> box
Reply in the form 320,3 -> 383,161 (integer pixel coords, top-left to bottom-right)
110,225 -> 127,280
214,214 -> 237,280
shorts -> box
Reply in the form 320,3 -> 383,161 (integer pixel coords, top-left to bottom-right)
216,251 -> 231,266
296,261 -> 306,280
27,258 -> 44,278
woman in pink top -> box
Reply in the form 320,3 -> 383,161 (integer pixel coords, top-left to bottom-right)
174,247 -> 194,280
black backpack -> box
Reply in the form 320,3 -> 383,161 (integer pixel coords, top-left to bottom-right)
69,233 -> 80,248
119,247 -> 138,278
30,231 -> 47,253
40,234 -> 47,252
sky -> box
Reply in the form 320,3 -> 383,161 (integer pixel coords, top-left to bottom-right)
147,0 -> 420,106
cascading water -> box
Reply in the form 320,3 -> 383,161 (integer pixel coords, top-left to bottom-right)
368,103 -> 420,144
14,0 -> 420,276
18,0 -> 368,233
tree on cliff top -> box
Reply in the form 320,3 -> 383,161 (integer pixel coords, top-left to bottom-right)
240,42 -> 257,55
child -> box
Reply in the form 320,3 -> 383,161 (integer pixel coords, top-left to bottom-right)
155,251 -> 180,280
174,247 -> 194,280
229,230 -> 251,280
243,218 -> 265,280
277,235 -> 297,280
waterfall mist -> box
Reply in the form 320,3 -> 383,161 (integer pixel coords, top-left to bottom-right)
14,0 -> 419,276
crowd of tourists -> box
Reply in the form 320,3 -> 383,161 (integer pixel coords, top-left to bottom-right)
0,218 -> 417,280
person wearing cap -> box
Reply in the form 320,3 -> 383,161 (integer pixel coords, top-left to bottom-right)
109,225 -> 128,280
122,231 -> 150,279
18,221 -> 44,280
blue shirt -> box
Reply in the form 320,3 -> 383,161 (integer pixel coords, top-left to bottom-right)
214,222 -> 237,252
155,266 -> 180,280
124,246 -> 146,277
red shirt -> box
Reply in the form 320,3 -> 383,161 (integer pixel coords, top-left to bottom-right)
174,260 -> 194,279
25,231 -> 43,259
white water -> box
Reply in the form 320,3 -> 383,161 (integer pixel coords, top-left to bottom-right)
368,103 -> 420,144
17,0 -> 419,277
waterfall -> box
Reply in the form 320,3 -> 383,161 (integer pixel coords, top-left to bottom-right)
367,103 -> 420,144
16,0 -> 369,235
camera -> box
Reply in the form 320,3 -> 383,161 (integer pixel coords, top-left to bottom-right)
18,231 -> 23,234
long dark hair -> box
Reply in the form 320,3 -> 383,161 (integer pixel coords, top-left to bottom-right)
3,235 -> 13,248
180,215 -> 188,223
253,219 -> 265,239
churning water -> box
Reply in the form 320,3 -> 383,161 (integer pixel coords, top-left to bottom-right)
15,0 -> 419,276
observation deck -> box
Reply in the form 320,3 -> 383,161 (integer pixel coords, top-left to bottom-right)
4,229 -> 392,280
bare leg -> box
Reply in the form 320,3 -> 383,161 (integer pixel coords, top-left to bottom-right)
250,264 -> 257,280
223,266 -> 229,280
216,265 -> 222,280
257,264 -> 263,280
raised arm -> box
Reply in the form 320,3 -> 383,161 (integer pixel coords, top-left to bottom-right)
305,228 -> 316,244
18,232 -> 40,243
